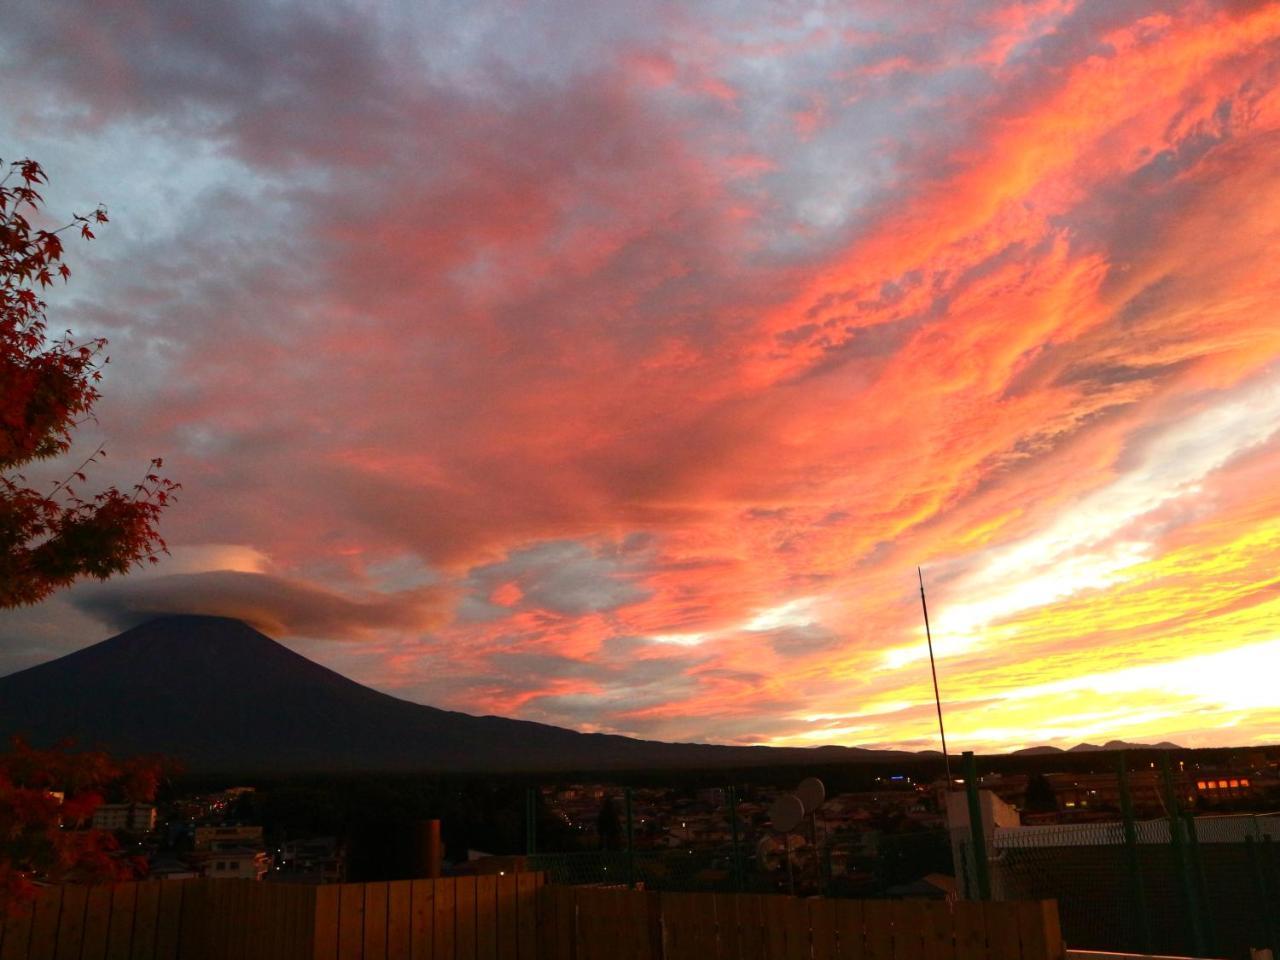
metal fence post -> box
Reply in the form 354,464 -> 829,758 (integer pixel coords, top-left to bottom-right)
525,787 -> 537,857
1117,753 -> 1153,953
728,785 -> 744,892
1246,836 -> 1278,956
962,751 -> 991,900
1183,813 -> 1216,956
1264,835 -> 1280,955
1161,755 -> 1206,957
625,788 -> 636,889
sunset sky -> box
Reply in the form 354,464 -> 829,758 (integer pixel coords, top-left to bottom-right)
2,0 -> 1279,753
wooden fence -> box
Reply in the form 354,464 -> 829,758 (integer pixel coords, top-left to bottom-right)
0,876 -> 1062,960
540,887 -> 1063,960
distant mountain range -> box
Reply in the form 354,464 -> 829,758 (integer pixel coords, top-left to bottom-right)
0,616 -> 932,774
1012,740 -> 1184,755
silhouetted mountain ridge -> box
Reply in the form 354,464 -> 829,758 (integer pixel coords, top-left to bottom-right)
0,616 -> 924,773
1012,739 -> 1183,756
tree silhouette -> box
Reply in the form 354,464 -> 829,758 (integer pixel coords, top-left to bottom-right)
0,740 -> 168,907
596,795 -> 623,851
1,157 -> 176,608
1,158 -> 175,909
1023,773 -> 1058,813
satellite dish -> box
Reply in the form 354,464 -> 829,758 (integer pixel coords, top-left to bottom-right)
769,794 -> 804,833
796,777 -> 826,814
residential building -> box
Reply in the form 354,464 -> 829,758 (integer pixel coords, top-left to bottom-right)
195,824 -> 264,851
92,803 -> 157,833
206,848 -> 271,880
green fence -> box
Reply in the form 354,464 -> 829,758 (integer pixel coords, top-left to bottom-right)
968,813 -> 1280,960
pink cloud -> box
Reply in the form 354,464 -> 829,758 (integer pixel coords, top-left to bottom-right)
2,0 -> 1279,750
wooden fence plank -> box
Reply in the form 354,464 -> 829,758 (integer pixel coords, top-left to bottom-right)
231,882 -> 247,960
261,885 -> 278,960
681,892 -> 705,960
951,902 -> 987,960
54,884 -> 89,960
516,875 -> 538,960
27,885 -> 63,960
314,885 -> 341,960
276,885 -> 293,960
410,880 -> 434,960
784,897 -> 809,960
457,877 -> 478,960
571,889 -> 595,960
131,883 -> 161,960
152,883 -> 183,960
363,882 -> 388,960
918,900 -> 956,960
597,888 -> 622,960
659,892 -> 685,960
475,876 -> 497,960
711,894 -> 738,960
254,883 -> 271,960
205,881 -> 228,960
235,879 -> 252,960
809,898 -> 837,960
270,884 -> 286,960
387,882 -> 412,960
983,904 -> 1020,960
495,875 -> 517,960
762,896 -> 788,960
0,899 -> 33,960
557,885 -> 578,960
228,881 -> 248,960
202,879 -> 222,960
1013,902 -> 1062,960
278,885 -> 294,960
595,890 -> 623,960
434,876 -> 456,960
646,891 -> 665,960
246,879 -> 263,960
283,884 -> 305,960
862,901 -> 893,960
735,894 -> 765,960
576,885 -> 593,960
534,884 -> 555,960
175,881 -> 206,960
615,890 -> 644,960
1039,902 -> 1062,960
80,884 -> 114,960
288,883 -> 302,960
890,901 -> 926,960
303,883 -> 321,960
696,890 -> 719,960
833,899 -> 863,960
338,883 -> 366,960
244,880 -> 264,960
545,885 -> 565,960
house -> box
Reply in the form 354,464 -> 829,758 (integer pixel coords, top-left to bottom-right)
92,803 -> 157,833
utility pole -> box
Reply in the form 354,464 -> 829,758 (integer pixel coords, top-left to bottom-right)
918,567 -> 952,787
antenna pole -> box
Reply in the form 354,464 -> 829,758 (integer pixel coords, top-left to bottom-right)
918,567 -> 952,787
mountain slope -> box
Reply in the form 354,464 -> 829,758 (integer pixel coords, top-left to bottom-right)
0,616 -> 918,773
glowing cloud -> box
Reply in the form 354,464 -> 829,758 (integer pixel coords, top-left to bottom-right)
2,0 -> 1279,750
